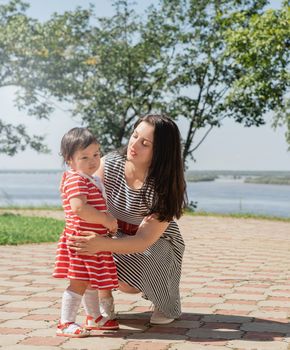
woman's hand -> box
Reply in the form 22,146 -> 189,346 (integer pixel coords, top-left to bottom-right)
67,231 -> 109,255
67,215 -> 169,255
104,213 -> 118,233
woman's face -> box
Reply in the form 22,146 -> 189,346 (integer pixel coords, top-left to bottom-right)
127,121 -> 154,167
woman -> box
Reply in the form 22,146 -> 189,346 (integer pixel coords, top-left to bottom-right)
68,114 -> 187,324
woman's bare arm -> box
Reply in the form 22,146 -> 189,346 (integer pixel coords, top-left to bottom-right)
67,215 -> 169,255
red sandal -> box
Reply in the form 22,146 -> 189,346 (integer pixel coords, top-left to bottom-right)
85,315 -> 119,330
56,322 -> 90,338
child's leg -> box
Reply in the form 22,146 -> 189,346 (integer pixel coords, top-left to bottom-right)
82,288 -> 100,319
82,286 -> 119,330
99,289 -> 113,298
57,280 -> 90,338
99,289 -> 115,319
60,280 -> 88,323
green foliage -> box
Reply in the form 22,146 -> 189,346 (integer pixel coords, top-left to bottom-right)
245,176 -> 290,185
185,174 -> 217,182
0,0 -> 50,155
0,213 -> 64,245
159,0 -> 288,163
224,2 -> 290,136
0,0 -> 289,164
0,120 -> 48,156
58,1 -> 173,150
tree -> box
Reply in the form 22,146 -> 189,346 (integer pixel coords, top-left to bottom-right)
54,0 -> 174,150
57,0 -> 288,165
1,0 -> 173,154
1,0 -> 288,166
0,0 -> 92,155
150,0 -> 289,165
0,0 -> 47,155
223,1 -> 289,149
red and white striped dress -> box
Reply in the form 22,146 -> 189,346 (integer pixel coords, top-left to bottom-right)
53,170 -> 118,290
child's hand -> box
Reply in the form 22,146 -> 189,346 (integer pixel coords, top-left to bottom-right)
105,213 -> 118,233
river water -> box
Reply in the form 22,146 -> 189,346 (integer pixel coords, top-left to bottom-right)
0,172 -> 289,218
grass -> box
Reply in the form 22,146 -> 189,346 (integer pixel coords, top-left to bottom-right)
0,213 -> 64,245
0,205 -> 62,210
185,209 -> 290,222
0,208 -> 289,246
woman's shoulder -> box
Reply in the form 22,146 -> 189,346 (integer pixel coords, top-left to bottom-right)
104,151 -> 125,168
103,151 -> 125,182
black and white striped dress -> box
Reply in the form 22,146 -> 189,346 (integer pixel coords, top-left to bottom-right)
104,152 -> 185,318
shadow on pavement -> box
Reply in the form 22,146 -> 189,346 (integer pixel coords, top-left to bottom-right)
87,311 -> 290,342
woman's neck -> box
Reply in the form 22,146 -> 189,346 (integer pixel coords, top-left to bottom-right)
125,160 -> 149,190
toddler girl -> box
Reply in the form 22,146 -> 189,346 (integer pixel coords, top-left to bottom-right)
53,127 -> 119,337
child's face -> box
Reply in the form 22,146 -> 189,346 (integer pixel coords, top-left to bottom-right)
68,143 -> 101,176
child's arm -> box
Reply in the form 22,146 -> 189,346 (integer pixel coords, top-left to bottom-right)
70,195 -> 117,233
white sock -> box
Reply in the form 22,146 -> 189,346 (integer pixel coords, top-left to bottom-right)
60,289 -> 82,324
82,289 -> 101,319
99,296 -> 115,318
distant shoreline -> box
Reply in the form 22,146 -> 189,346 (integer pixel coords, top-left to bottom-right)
186,176 -> 290,185
1,208 -> 290,222
1,169 -> 290,174
1,169 -> 290,185
0,169 -> 62,174
185,170 -> 290,185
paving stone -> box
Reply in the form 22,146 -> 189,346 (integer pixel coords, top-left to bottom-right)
0,320 -> 50,329
20,336 -> 66,346
1,214 -> 290,350
25,328 -> 57,337
224,293 -> 266,301
0,281 -> 30,288
0,312 -> 27,320
0,334 -> 26,346
186,328 -> 243,340
62,336 -> 127,350
240,321 -> 290,334
3,301 -> 55,309
183,296 -> 225,304
123,341 -> 169,350
227,340 -> 289,349
2,346 -> 61,350
9,287 -> 54,293
259,300 -> 290,307
0,327 -> 33,335
126,332 -> 187,341
248,310 -> 289,320
30,305 -> 60,315
214,303 -> 257,311
169,344 -> 228,350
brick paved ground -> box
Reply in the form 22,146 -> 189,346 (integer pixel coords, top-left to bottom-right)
1,212 -> 290,349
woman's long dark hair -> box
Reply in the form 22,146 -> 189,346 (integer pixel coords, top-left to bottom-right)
125,114 -> 188,222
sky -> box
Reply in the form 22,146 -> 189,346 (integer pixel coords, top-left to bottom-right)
0,0 -> 289,171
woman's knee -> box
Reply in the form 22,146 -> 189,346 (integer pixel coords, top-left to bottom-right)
119,280 -> 140,294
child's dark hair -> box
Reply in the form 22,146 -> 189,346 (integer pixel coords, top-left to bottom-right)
60,127 -> 98,164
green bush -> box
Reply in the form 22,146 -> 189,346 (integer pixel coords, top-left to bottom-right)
0,213 -> 64,245
245,176 -> 290,185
